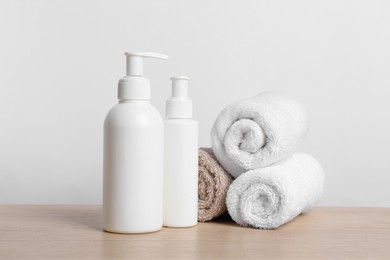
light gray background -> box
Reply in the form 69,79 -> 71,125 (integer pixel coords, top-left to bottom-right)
1,0 -> 389,206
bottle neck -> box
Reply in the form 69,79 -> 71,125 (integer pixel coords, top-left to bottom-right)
119,99 -> 150,104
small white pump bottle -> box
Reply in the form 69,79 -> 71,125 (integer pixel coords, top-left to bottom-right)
103,52 -> 168,233
163,76 -> 199,227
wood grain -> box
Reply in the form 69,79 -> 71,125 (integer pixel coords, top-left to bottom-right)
0,206 -> 389,259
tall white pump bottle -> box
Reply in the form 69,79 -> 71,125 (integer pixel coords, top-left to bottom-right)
103,52 -> 168,233
163,76 -> 199,227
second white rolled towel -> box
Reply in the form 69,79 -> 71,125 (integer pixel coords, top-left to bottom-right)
211,91 -> 309,178
226,153 -> 325,229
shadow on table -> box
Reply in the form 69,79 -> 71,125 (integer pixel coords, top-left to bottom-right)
52,205 -> 103,232
57,206 -> 246,232
206,213 -> 241,227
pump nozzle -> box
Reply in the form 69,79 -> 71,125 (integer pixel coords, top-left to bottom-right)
166,76 -> 193,119
118,52 -> 169,100
125,52 -> 169,76
170,76 -> 190,97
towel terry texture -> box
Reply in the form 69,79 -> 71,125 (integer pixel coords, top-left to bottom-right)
211,91 -> 309,178
198,148 -> 234,222
226,153 -> 325,229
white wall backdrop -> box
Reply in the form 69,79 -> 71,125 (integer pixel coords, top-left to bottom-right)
1,0 -> 389,206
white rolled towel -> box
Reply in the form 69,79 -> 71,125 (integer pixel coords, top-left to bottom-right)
226,153 -> 325,229
211,91 -> 309,178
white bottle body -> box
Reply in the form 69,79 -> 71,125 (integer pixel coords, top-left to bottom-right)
103,100 -> 164,233
163,119 -> 199,227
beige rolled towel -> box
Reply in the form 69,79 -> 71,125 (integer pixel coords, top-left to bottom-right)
198,148 -> 234,222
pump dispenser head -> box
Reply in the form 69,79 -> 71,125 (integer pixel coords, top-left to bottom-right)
166,76 -> 193,119
118,52 -> 169,100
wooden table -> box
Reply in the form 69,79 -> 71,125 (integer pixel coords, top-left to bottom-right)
0,206 -> 389,259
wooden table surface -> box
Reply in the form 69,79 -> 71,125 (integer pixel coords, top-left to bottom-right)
0,206 -> 389,259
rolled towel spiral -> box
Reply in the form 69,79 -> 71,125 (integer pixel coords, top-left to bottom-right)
211,91 -> 309,178
198,148 -> 234,222
226,153 -> 325,229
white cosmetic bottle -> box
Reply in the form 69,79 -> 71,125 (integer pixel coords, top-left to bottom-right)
163,76 -> 199,227
103,52 -> 168,233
